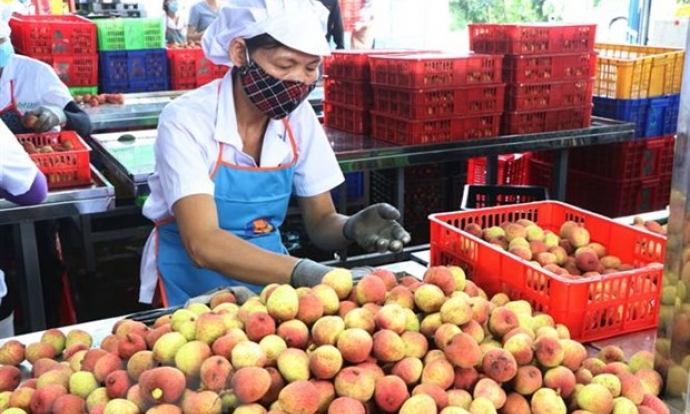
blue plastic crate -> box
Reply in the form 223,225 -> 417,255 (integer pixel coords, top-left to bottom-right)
663,94 -> 680,135
127,49 -> 168,83
593,96 -> 671,138
331,172 -> 365,204
99,48 -> 168,93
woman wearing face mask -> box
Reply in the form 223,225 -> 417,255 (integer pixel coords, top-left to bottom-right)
164,0 -> 187,46
138,0 -> 411,307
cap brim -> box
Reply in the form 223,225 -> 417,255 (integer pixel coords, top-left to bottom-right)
266,14 -> 331,57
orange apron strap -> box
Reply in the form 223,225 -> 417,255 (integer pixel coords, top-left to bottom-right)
153,228 -> 170,309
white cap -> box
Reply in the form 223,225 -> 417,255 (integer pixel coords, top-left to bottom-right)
202,0 -> 331,66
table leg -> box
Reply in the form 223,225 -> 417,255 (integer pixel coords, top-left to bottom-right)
486,155 -> 499,184
80,215 -> 97,276
13,222 -> 47,332
553,149 -> 569,201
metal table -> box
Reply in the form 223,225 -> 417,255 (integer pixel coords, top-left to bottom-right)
89,117 -> 634,207
0,168 -> 115,332
84,88 -> 325,133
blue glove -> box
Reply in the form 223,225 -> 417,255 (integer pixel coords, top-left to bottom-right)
26,106 -> 66,133
344,203 -> 411,253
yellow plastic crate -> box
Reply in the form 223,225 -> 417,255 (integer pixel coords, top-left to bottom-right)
594,43 -> 684,99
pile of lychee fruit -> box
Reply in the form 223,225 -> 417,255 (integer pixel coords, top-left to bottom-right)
463,219 -> 652,280
0,265 -> 670,414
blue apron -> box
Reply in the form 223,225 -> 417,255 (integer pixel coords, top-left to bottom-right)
155,108 -> 298,307
0,81 -> 31,134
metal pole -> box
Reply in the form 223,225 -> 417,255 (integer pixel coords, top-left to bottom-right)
638,0 -> 652,45
657,13 -> 690,412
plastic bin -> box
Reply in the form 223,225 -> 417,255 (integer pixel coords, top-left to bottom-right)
323,101 -> 371,135
324,78 -> 373,108
663,93 -> 680,135
16,131 -> 91,189
371,111 -> 502,146
322,49 -> 419,81
594,43 -> 684,99
505,79 -> 594,111
502,105 -> 592,135
466,153 -> 530,185
167,47 -> 226,90
99,49 -> 168,93
94,17 -> 165,51
469,23 -> 597,55
503,53 -> 597,84
34,54 -> 98,87
528,158 -> 672,217
9,14 -> 97,55
372,84 -> 505,119
368,53 -> 503,89
530,135 -> 675,181
592,95 -> 675,138
68,86 -> 98,97
460,184 -> 550,210
429,201 -> 665,342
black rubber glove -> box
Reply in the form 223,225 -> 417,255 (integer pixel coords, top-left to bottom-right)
26,106 -> 66,133
343,203 -> 412,253
226,286 -> 258,305
290,259 -> 374,288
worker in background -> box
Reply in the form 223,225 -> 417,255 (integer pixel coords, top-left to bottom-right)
0,118 -> 48,338
164,0 -> 187,45
138,0 -> 410,307
0,5 -> 92,327
186,0 -> 219,44
351,0 -> 374,49
317,0 -> 345,50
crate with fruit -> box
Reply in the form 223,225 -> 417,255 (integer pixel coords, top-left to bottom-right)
16,131 -> 91,189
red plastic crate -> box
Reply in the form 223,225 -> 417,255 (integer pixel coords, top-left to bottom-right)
9,14 -> 97,55
506,79 -> 594,111
372,84 -> 505,119
567,172 -> 672,217
34,54 -> 98,87
16,131 -> 91,189
323,101 -> 370,135
322,49 -> 418,81
469,23 -> 597,55
503,53 -> 597,84
466,153 -> 530,185
529,136 -> 675,181
167,47 -> 227,90
502,105 -> 592,135
429,201 -> 665,342
371,110 -> 501,146
324,78 -> 373,108
369,53 -> 503,89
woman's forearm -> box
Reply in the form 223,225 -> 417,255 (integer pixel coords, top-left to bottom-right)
2,172 -> 48,205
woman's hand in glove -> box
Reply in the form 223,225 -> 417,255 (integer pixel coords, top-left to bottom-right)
25,106 -> 66,133
343,203 -> 412,253
290,259 -> 374,288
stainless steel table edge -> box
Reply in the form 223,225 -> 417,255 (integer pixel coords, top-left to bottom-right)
0,167 -> 115,332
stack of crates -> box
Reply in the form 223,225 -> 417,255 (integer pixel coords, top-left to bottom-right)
9,15 -> 99,97
94,18 -> 169,93
367,52 -> 505,145
591,43 -> 683,138
469,23 -> 597,135
322,50 -> 379,135
167,47 -> 230,91
528,44 -> 683,217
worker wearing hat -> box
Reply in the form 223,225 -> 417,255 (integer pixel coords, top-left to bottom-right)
139,0 -> 411,307
0,6 -> 91,137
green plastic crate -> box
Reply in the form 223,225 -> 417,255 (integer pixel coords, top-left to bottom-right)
69,86 -> 98,96
95,18 -> 164,51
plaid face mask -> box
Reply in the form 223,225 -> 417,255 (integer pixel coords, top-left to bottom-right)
238,59 -> 316,120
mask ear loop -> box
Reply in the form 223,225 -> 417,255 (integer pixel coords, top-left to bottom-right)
240,46 -> 251,75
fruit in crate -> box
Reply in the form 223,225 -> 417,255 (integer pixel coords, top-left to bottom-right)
632,216 -> 667,235
73,93 -> 125,107
0,265 -> 667,413
464,219 -> 650,283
